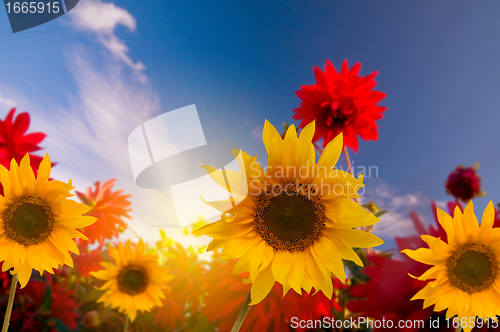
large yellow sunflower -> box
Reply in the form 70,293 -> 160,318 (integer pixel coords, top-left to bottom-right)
403,201 -> 500,332
91,239 -> 173,321
0,153 -> 96,287
193,120 -> 383,304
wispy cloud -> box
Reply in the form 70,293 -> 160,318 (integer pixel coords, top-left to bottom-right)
67,0 -> 145,78
0,90 -> 16,110
0,0 -> 206,247
360,179 -> 428,239
250,126 -> 262,140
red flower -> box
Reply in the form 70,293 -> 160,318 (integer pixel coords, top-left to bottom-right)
0,108 -> 48,195
154,291 -> 185,328
203,257 -> 338,332
293,60 -> 387,152
0,262 -> 10,291
445,163 -> 485,202
163,242 -> 207,315
8,278 -> 79,331
74,245 -> 105,277
76,179 -> 131,246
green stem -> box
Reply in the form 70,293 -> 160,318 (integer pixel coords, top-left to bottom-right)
1,274 -> 18,332
230,291 -> 252,332
123,314 -> 129,332
127,225 -> 141,240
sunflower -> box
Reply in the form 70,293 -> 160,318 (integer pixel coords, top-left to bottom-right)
193,120 -> 383,304
91,239 -> 173,321
0,153 -> 96,288
293,60 -> 387,152
403,201 -> 500,332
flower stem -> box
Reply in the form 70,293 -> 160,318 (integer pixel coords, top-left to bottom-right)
127,225 -> 141,240
230,291 -> 252,332
313,142 -> 324,154
2,274 -> 18,332
343,146 -> 373,256
123,314 -> 129,332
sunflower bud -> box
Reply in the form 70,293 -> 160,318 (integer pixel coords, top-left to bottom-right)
83,311 -> 101,328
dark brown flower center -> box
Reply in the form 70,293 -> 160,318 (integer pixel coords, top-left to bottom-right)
118,265 -> 149,295
447,243 -> 498,293
254,182 -> 326,252
3,196 -> 54,246
323,99 -> 359,132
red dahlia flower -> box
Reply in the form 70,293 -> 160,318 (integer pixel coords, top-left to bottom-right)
8,279 -> 79,331
74,245 -> 106,277
293,60 -> 387,152
76,179 -> 131,246
0,108 -> 48,195
445,162 -> 485,202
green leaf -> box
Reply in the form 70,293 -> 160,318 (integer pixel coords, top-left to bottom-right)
39,284 -> 53,313
193,316 -> 216,332
52,318 -> 80,332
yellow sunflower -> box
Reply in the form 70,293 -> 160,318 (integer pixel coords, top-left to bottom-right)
91,239 -> 173,321
193,120 -> 383,304
403,201 -> 500,332
0,153 -> 96,287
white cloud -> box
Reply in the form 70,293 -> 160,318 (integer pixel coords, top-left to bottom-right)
67,0 -> 145,76
360,179 -> 428,239
250,126 -> 262,140
0,1 -> 210,248
0,91 -> 16,109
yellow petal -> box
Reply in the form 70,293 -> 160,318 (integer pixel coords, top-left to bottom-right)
271,250 -> 293,287
479,201 -> 496,239
324,233 -> 363,266
220,236 -> 260,259
249,241 -> 273,282
325,197 -> 379,228
296,121 -> 315,179
330,228 -> 384,248
287,250 -> 305,294
262,120 -> 283,177
316,133 -> 343,175
250,265 -> 275,305
402,248 -> 442,266
312,238 -> 346,281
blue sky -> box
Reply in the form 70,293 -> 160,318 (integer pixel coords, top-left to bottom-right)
1,1 -> 499,249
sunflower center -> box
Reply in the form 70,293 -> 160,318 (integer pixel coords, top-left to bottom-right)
3,196 -> 54,246
447,243 -> 498,293
254,182 -> 326,252
118,265 -> 149,295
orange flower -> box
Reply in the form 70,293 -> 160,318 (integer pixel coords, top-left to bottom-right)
162,242 -> 207,315
154,290 -> 186,327
76,179 -> 131,246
